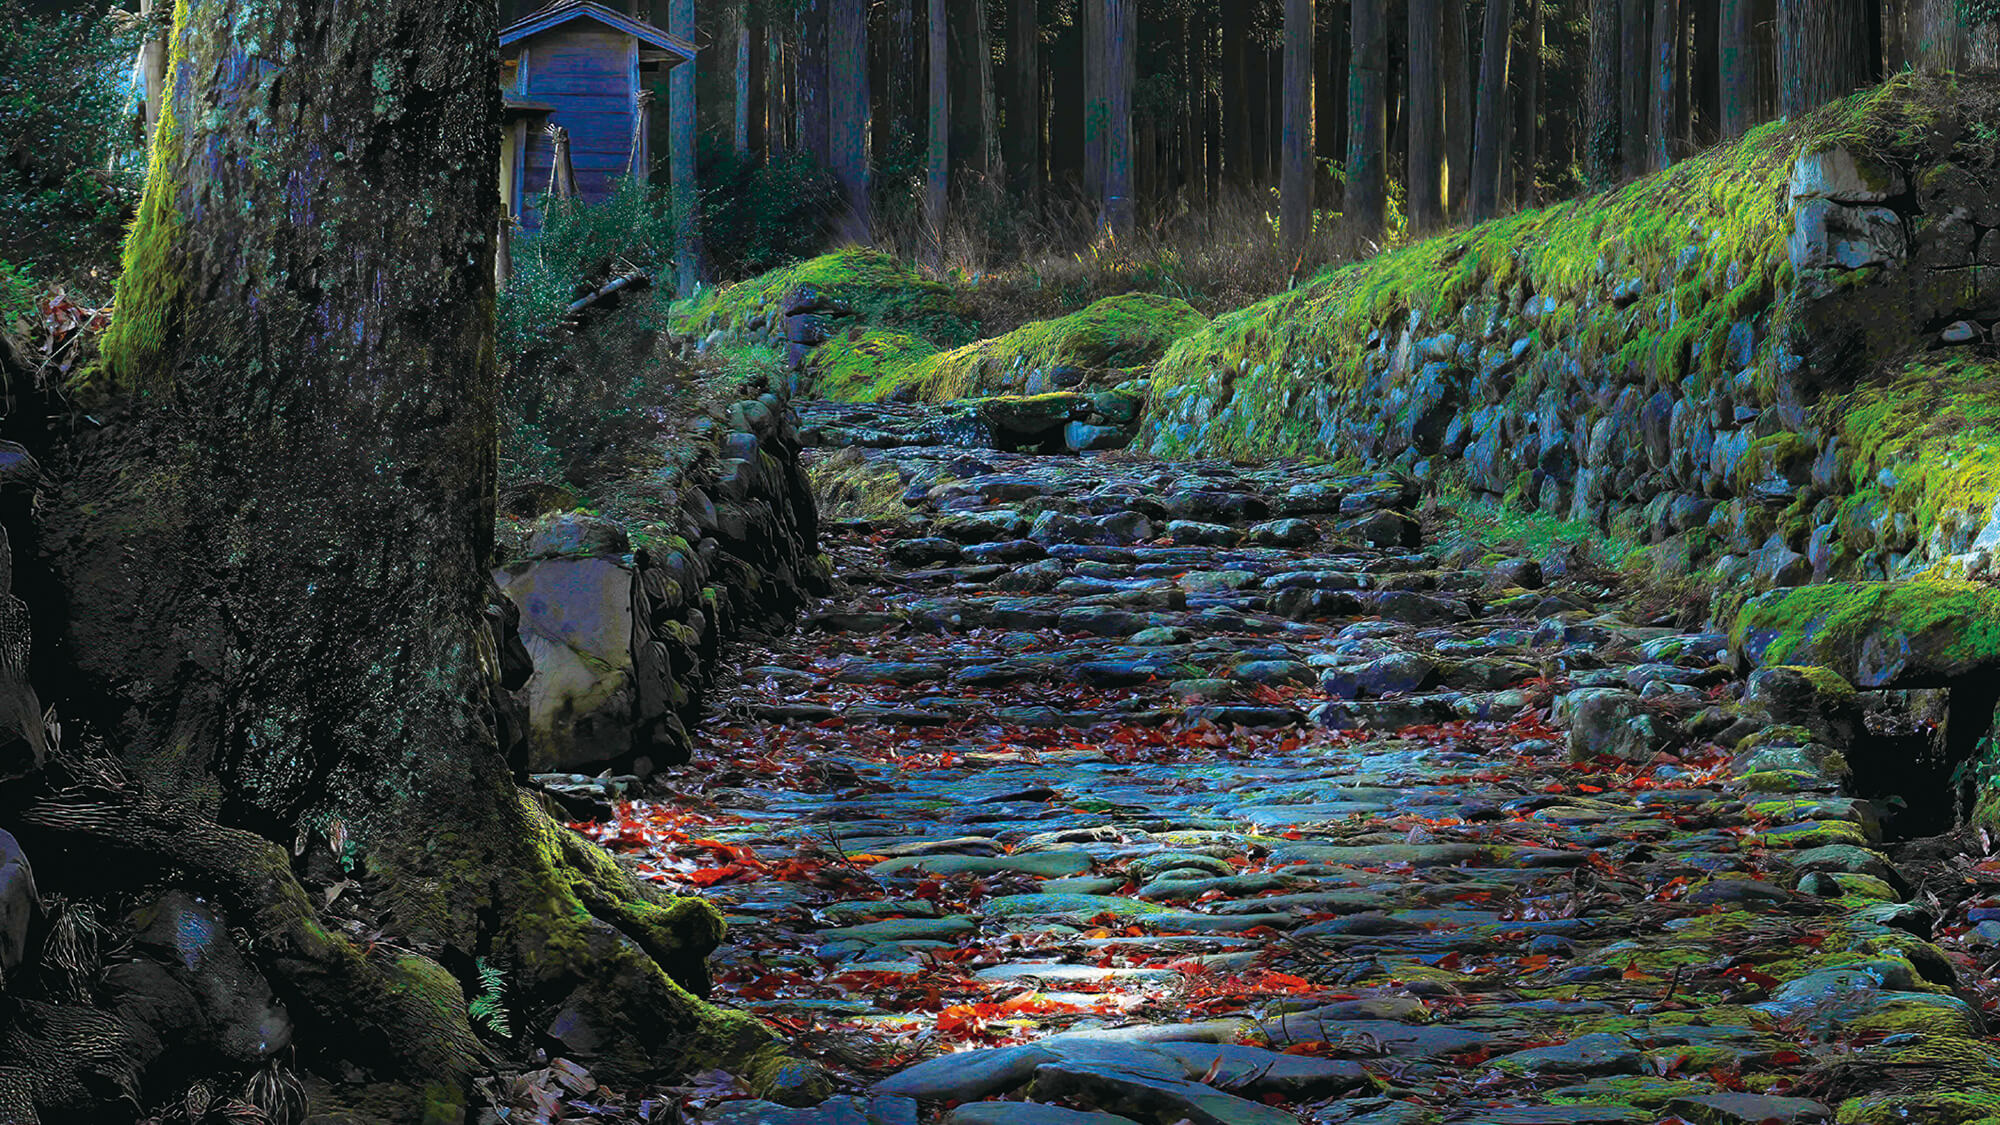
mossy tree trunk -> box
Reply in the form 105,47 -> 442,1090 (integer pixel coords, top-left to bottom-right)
38,0 -> 808,1117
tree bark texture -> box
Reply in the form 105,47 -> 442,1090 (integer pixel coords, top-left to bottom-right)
1470,0 -> 1512,219
1103,0 -> 1136,235
1520,0 -> 1542,205
1651,0 -> 1679,170
1778,0 -> 1872,117
1620,0 -> 1650,178
1086,0 -> 1108,196
831,0 -> 871,243
1442,0 -> 1472,216
1587,0 -> 1620,184
1719,0 -> 1756,137
1281,0 -> 1315,252
950,0 -> 999,182
1223,1 -> 1252,184
1408,0 -> 1444,229
672,0 -> 703,290
1346,0 -> 1387,240
54,0 -> 807,1114
798,0 -> 831,163
929,0 -> 950,264
1007,0 -> 1041,201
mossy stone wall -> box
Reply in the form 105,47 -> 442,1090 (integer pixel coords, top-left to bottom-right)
1141,77 -> 2000,596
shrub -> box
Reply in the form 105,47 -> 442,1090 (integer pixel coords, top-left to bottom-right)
497,177 -> 682,357
698,142 -> 843,281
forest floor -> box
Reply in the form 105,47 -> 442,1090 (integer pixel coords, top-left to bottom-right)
573,400 -> 2000,1125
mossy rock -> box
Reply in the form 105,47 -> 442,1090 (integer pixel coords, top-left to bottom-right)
674,249 -> 976,348
1732,580 -> 2000,688
919,293 -> 1210,400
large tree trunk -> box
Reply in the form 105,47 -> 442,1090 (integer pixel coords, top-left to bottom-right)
1007,0 -> 1041,202
1103,0 -> 1136,235
1223,1 -> 1252,185
1346,0 -> 1387,241
1408,0 -> 1444,230
950,0 -> 999,184
1587,0 -> 1621,184
50,0 -> 811,1118
798,0 -> 831,164
1778,0 -> 1871,117
672,0 -> 704,291
1719,0 -> 1756,137
1281,0 -> 1315,253
1469,0 -> 1512,219
1651,0 -> 1679,170
1620,0 -> 1651,178
1442,0 -> 1472,217
830,0 -> 871,243
1519,0 -> 1542,206
1183,11 -> 1207,209
929,0 -> 950,266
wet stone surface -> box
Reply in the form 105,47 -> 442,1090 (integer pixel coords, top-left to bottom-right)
577,424 -> 2000,1125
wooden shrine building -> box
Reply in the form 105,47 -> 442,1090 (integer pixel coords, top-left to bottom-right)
499,1 -> 696,231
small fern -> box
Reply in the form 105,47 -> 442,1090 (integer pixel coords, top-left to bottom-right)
468,958 -> 511,1039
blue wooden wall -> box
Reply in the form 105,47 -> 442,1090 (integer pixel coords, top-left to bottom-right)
520,26 -> 635,229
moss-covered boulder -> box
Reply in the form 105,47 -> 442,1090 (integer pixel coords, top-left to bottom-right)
674,249 -> 977,356
918,293 -> 1209,401
1731,580 -> 2000,687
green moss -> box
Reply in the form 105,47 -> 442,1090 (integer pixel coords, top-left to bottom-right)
1139,75 -> 1947,463
918,293 -> 1208,400
1829,353 -> 2000,559
805,327 -> 941,402
1732,580 -> 2000,678
673,248 -> 976,346
90,0 -> 189,396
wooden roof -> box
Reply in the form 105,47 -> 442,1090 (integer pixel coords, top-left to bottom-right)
499,1 -> 696,62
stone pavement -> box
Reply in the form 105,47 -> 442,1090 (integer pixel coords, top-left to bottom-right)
585,411 -> 2000,1125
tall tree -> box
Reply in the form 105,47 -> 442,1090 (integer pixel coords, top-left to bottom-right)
1346,0 -> 1387,240
929,0 -> 949,265
1103,0 -> 1136,235
1778,0 -> 1871,116
1408,0 -> 1445,229
887,0 -> 924,168
1520,0 -> 1543,204
1183,10 -> 1208,208
734,8 -> 753,156
1222,2 -> 1252,183
1470,0 -> 1512,219
673,0 -> 703,290
53,0 -> 807,1117
950,0 -> 999,182
1587,0 -> 1621,184
799,0 -> 831,163
830,0 -> 870,242
1281,0 -> 1315,252
1442,0 -> 1472,216
1007,0 -> 1041,201
1651,0 -> 1679,170
1718,0 -> 1756,137
1620,0 -> 1650,178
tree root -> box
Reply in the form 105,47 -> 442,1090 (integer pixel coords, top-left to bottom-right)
16,776 -> 828,1119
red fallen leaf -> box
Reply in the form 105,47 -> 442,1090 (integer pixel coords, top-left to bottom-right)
1448,1047 -> 1491,1065
1261,972 -> 1315,991
681,865 -> 748,887
1437,952 -> 1463,970
1622,960 -> 1654,980
1577,784 -> 1603,794
1517,954 -> 1553,972
1767,1049 -> 1803,1066
1723,965 -> 1780,990
1280,1041 -> 1336,1056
